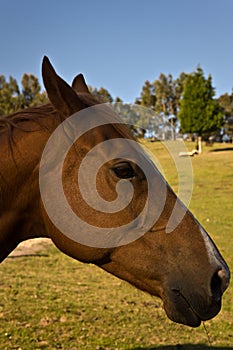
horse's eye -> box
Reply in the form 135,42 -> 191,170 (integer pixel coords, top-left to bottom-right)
113,162 -> 136,179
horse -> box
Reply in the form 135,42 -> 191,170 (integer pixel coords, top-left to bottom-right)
0,56 -> 230,328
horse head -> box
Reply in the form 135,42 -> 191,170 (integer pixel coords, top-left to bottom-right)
40,57 -> 230,327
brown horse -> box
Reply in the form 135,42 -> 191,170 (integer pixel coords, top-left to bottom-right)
0,57 -> 230,328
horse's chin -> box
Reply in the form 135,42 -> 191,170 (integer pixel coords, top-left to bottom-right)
162,289 -> 221,328
163,298 -> 202,328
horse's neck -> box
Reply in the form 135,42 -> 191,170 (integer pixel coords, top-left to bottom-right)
0,124 -> 53,260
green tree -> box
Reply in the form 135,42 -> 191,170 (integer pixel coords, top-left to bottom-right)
174,72 -> 188,110
218,92 -> 233,117
115,96 -> 123,103
154,73 -> 181,140
178,67 -> 224,147
21,73 -> 47,108
218,92 -> 233,136
136,74 -> 186,139
0,75 -> 21,116
113,102 -> 140,126
154,74 -> 175,115
135,80 -> 156,108
0,73 -> 48,117
89,86 -> 113,103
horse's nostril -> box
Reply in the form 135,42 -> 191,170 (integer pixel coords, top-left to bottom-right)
217,268 -> 230,293
211,271 -> 222,302
211,269 -> 229,302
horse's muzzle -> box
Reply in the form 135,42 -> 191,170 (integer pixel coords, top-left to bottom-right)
163,266 -> 230,327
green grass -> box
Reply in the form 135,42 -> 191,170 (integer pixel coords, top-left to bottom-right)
0,142 -> 233,350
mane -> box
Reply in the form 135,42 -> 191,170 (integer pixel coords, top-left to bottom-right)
0,92 -> 100,135
0,104 -> 61,134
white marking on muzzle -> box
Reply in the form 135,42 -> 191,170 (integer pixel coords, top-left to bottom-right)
200,226 -> 228,273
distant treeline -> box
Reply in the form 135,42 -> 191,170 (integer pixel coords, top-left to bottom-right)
0,66 -> 233,138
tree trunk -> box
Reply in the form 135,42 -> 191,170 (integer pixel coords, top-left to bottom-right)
197,136 -> 202,153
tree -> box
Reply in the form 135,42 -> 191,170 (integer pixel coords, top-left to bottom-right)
154,74 -> 174,115
113,102 -> 140,125
115,96 -> 123,103
154,73 -> 180,140
0,73 -> 48,117
218,92 -> 233,136
89,86 -> 113,103
0,75 -> 21,116
135,80 -> 156,108
178,66 -> 224,150
21,73 -> 47,108
174,72 -> 188,110
136,73 -> 188,140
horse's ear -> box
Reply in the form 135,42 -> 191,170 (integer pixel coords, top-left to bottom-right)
72,74 -> 90,94
42,56 -> 85,117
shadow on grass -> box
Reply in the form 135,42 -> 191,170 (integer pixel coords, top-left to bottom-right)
209,147 -> 233,152
8,253 -> 49,259
132,345 -> 233,350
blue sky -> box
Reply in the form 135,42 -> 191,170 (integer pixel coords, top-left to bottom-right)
1,0 -> 233,102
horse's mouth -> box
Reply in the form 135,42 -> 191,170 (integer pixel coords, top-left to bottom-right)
163,288 -> 221,328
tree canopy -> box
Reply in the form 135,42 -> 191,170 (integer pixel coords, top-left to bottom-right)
89,86 -> 113,103
0,74 -> 48,117
178,67 -> 224,136
0,75 -> 21,116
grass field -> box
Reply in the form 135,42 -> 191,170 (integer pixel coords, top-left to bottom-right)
0,142 -> 232,350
